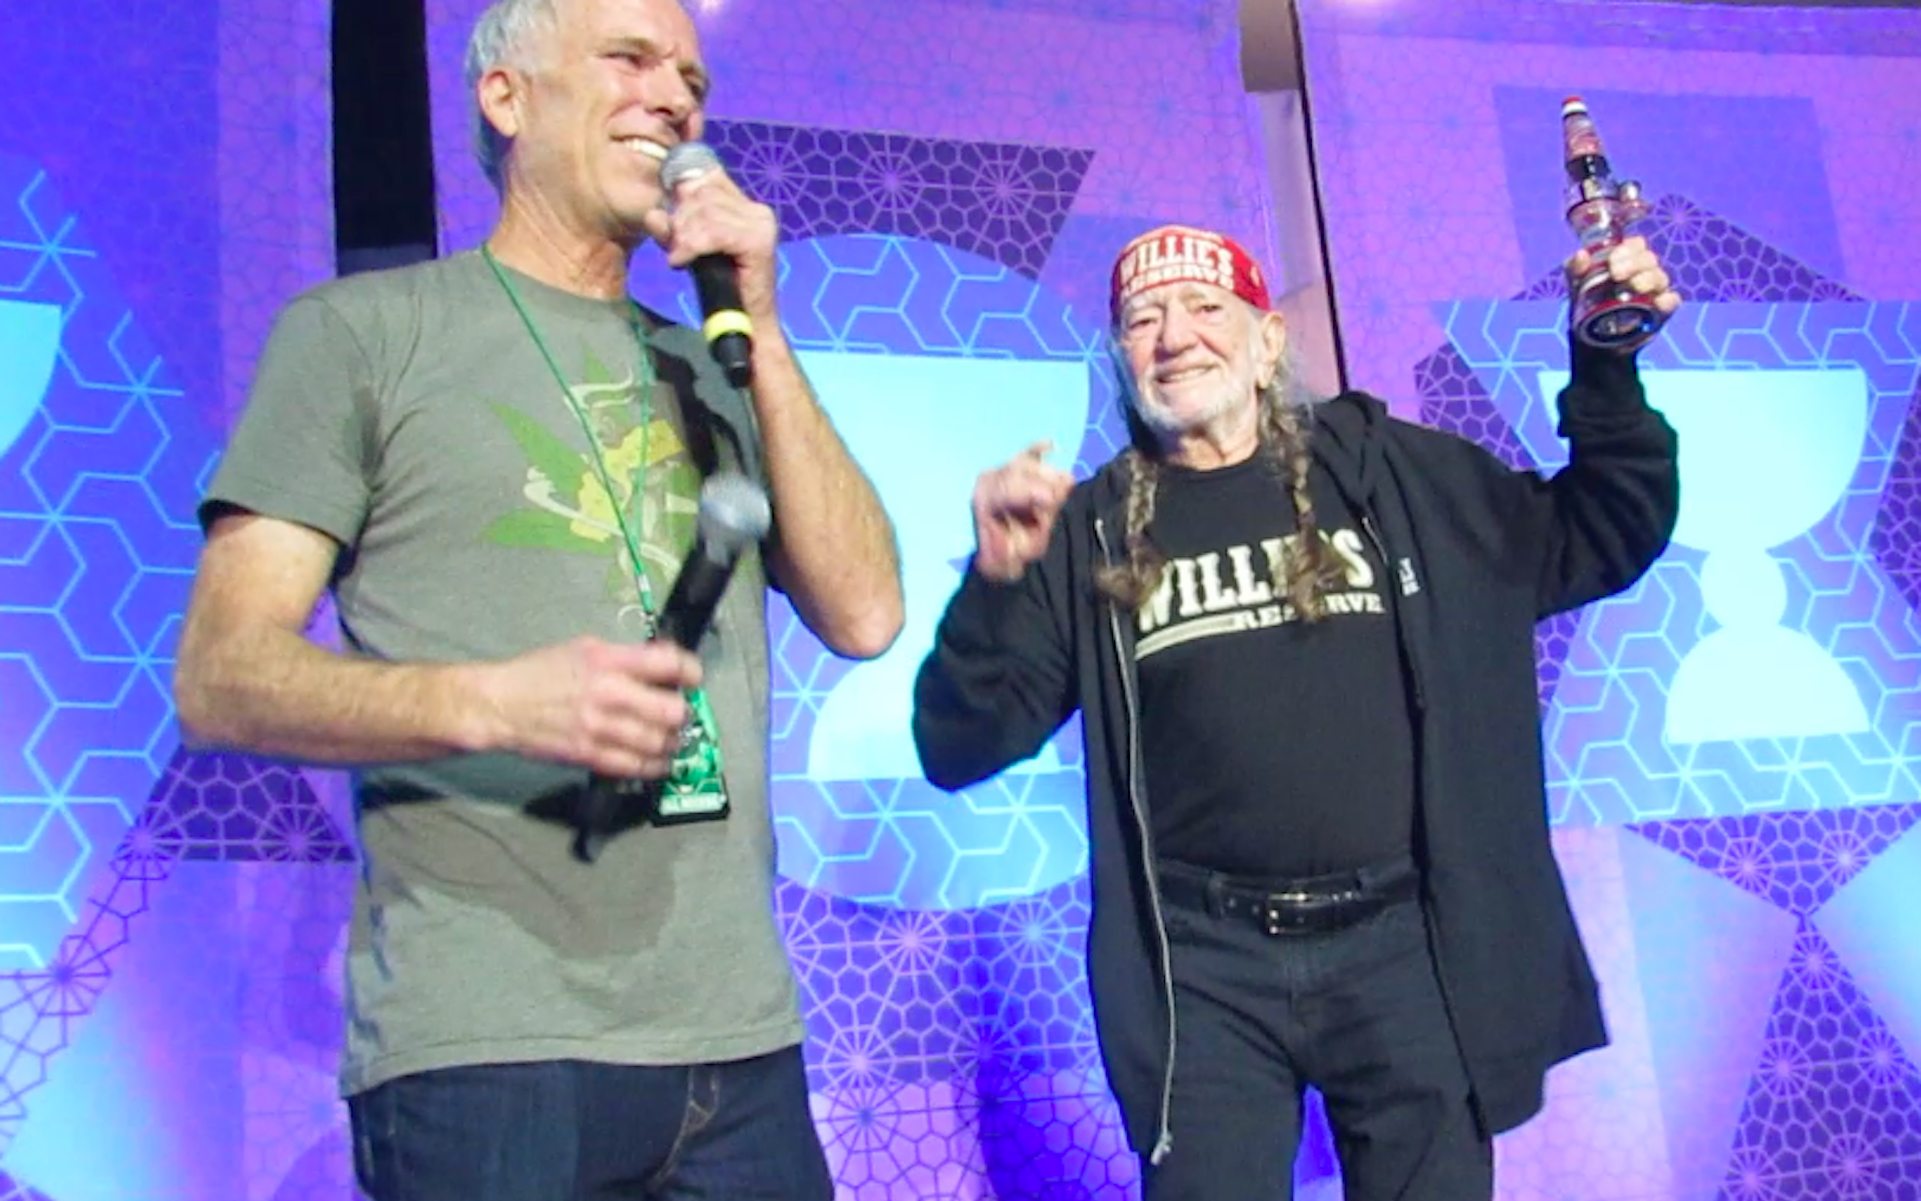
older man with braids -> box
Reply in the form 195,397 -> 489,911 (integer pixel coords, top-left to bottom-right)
912,223 -> 1681,1201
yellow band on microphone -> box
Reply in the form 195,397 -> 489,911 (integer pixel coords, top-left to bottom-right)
703,310 -> 754,343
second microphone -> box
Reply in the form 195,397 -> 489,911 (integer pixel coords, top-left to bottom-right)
572,470 -> 773,863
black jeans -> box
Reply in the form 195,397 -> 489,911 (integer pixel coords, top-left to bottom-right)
1142,859 -> 1493,1201
347,1047 -> 833,1201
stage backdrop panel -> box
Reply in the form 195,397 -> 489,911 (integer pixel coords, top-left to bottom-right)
1296,1 -> 1921,1198
422,0 -> 1306,1195
1,1 -> 335,1199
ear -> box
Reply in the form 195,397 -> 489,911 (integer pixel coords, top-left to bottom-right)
1255,309 -> 1288,389
477,65 -> 525,145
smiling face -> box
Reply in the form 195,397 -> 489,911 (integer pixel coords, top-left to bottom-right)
479,0 -> 710,244
1117,280 -> 1285,457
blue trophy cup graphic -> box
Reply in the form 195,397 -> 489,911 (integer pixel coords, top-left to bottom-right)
0,300 -> 61,458
1654,370 -> 1873,744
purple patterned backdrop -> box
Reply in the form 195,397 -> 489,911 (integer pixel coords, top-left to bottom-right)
10,0 -> 1921,1197
1300,2 -> 1921,1198
2,0 -> 334,1197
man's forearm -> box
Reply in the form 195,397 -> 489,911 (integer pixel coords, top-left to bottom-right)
749,328 -> 904,659
175,625 -> 503,766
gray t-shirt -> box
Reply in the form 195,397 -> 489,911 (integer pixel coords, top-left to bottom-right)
203,250 -> 800,1096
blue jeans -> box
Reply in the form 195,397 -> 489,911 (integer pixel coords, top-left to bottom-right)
1142,858 -> 1493,1201
347,1047 -> 833,1201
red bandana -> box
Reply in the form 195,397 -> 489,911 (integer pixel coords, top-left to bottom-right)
1110,224 -> 1272,318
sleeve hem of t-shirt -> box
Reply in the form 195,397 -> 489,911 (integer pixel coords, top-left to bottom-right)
200,473 -> 364,549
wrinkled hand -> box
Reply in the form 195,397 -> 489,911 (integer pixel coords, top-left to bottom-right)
641,167 -> 780,322
1565,234 -> 1682,317
480,636 -> 703,779
973,442 -> 1076,583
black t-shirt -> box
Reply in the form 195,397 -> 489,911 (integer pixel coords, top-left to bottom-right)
1135,454 -> 1416,879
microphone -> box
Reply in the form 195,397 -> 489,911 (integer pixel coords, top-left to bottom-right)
652,471 -> 772,650
659,141 -> 755,390
572,471 -> 773,863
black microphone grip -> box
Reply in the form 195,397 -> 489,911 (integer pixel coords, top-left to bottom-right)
690,253 -> 754,390
572,556 -> 732,864
652,545 -> 731,651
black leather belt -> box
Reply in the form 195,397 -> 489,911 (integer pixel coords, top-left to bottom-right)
1157,857 -> 1420,936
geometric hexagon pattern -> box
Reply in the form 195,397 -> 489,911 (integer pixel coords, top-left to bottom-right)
780,874 -> 1137,1199
1512,195 -> 1863,306
783,876 -> 1097,1086
0,154 -> 221,972
1434,293 -> 1921,829
621,115 -> 1123,920
236,861 -> 359,1201
0,812 -> 167,1153
1874,381 -> 1921,616
705,119 -> 1095,281
1418,196 -> 1864,718
1630,805 -> 1921,919
1716,919 -> 1921,1200
7,0 -> 337,1181
0,153 -> 239,1160
138,750 -> 351,865
635,226 -> 1118,915
0,746 -> 347,1156
614,110 -> 1114,899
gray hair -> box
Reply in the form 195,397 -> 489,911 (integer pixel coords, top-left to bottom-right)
464,0 -> 564,191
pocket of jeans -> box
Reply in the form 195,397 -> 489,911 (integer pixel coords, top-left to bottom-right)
1344,896 -> 1429,973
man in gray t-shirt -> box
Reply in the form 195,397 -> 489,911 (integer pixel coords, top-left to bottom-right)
173,0 -> 902,1197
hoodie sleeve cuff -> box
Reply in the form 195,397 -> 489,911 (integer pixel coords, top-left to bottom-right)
1564,337 -> 1648,417
939,560 -> 1040,652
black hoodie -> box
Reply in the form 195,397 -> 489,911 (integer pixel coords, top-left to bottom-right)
912,347 -> 1679,1163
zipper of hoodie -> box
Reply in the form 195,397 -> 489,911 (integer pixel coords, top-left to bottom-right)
1095,515 -> 1177,1166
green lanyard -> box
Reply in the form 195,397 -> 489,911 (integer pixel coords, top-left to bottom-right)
481,245 -> 728,821
482,244 -> 662,621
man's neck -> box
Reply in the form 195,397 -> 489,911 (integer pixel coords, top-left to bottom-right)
486,194 -> 635,301
1163,408 -> 1261,471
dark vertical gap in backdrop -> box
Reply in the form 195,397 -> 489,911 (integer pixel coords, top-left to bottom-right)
1285,0 -> 1351,395
332,0 -> 437,274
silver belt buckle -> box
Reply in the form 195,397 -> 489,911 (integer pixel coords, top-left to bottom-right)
1260,887 -> 1360,935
